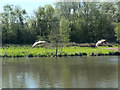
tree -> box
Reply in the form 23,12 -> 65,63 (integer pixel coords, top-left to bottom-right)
48,16 -> 60,57
1,5 -> 28,44
1,5 -> 13,43
115,23 -> 120,43
34,7 -> 46,37
98,2 -> 116,42
55,2 -> 72,19
14,6 -> 28,44
60,16 -> 71,44
114,1 -> 120,22
44,5 -> 55,38
1,3 -> 118,44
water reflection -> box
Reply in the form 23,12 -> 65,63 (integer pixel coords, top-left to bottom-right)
2,56 -> 118,88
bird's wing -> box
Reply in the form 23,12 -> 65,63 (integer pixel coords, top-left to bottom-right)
32,42 -> 39,47
96,42 -> 98,46
96,41 -> 101,46
32,41 -> 47,47
101,39 -> 105,43
42,41 -> 47,43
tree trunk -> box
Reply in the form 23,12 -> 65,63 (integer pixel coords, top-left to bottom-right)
56,42 -> 58,57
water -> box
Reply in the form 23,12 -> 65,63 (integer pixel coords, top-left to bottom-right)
2,56 -> 118,88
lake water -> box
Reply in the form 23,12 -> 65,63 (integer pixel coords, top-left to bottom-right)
2,56 -> 118,88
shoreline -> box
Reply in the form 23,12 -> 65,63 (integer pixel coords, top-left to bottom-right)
1,51 -> 120,58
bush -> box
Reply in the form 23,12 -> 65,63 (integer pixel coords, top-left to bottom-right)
28,53 -> 34,57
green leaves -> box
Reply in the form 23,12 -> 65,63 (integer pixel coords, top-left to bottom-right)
60,16 -> 71,43
115,23 -> 120,43
1,2 -> 119,44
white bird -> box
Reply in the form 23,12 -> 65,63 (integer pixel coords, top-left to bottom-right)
96,39 -> 106,47
32,41 -> 47,47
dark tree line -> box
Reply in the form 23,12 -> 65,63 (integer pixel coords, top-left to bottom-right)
0,2 -> 120,44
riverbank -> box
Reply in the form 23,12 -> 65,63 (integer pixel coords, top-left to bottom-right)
1,45 -> 120,58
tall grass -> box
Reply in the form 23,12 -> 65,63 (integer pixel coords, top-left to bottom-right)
1,45 -> 119,57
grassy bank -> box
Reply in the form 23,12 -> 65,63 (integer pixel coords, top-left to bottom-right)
1,45 -> 120,58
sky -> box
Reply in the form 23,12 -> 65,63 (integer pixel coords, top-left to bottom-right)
0,0 -> 119,16
0,0 -> 57,16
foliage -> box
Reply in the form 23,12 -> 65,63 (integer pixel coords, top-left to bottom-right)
115,23 -> 120,43
60,16 -> 71,43
0,2 -> 119,44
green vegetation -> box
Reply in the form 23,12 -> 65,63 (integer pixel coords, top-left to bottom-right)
115,23 -> 120,43
1,2 -> 120,58
0,2 -> 120,44
1,45 -> 120,58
